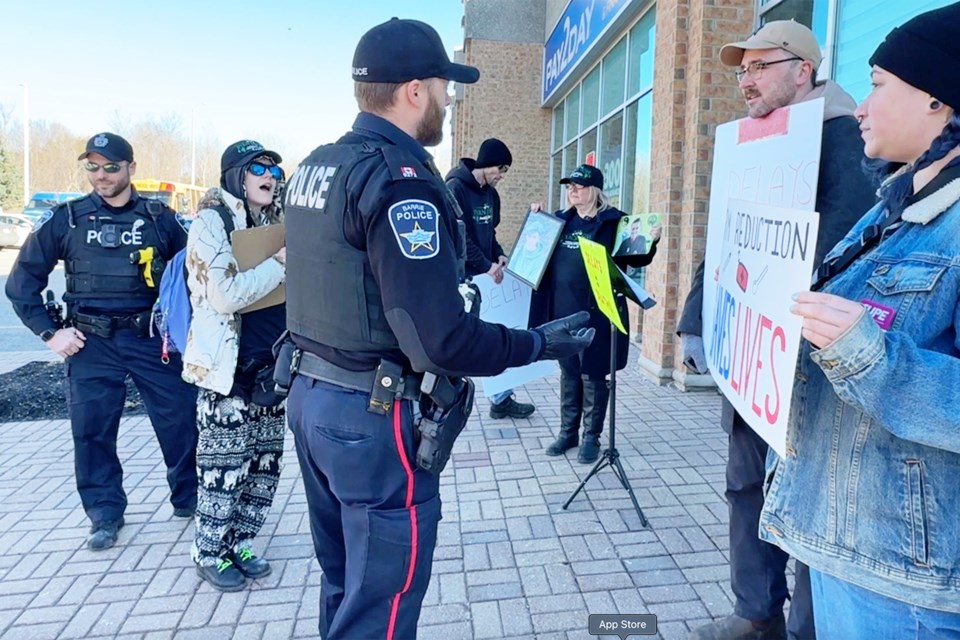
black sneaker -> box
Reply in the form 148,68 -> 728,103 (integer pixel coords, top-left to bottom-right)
88,517 -> 124,551
172,505 -> 196,518
196,558 -> 247,592
231,548 -> 272,579
489,396 -> 536,419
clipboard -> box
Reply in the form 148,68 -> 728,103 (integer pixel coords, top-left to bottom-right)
231,223 -> 285,313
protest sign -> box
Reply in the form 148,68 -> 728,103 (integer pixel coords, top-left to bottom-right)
700,98 -> 825,455
473,272 -> 556,397
707,199 -> 819,457
613,212 -> 661,257
578,237 -> 657,334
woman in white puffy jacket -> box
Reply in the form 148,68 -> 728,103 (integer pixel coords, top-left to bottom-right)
183,140 -> 287,592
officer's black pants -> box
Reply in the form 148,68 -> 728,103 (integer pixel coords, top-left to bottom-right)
65,329 -> 198,526
727,414 -> 815,639
288,376 -> 441,640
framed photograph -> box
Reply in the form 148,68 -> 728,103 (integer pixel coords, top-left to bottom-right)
612,212 -> 661,258
505,211 -> 565,290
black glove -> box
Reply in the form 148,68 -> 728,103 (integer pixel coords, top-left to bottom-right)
533,311 -> 595,361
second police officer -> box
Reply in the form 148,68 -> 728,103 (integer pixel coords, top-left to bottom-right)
5,133 -> 199,551
282,18 -> 595,640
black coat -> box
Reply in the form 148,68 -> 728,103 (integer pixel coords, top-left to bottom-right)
530,206 -> 657,378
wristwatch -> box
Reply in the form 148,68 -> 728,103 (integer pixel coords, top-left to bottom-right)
40,328 -> 57,342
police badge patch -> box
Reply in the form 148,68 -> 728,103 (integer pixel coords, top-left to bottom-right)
388,199 -> 440,260
32,210 -> 54,233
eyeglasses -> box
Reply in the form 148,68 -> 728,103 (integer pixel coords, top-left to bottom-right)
734,57 -> 802,81
83,161 -> 124,174
564,183 -> 587,191
248,162 -> 282,180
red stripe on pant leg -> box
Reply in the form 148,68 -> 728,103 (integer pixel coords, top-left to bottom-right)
386,401 -> 419,640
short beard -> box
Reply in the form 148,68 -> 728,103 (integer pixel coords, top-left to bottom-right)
95,174 -> 130,199
415,94 -> 445,147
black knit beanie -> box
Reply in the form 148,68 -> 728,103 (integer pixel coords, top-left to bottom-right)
869,2 -> 960,110
475,138 -> 512,169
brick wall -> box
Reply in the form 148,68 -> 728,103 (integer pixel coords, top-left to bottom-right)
452,39 -> 551,254
639,0 -> 755,384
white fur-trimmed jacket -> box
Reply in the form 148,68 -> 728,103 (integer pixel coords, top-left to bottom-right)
181,188 -> 284,394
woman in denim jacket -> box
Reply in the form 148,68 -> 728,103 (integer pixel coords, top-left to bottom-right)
758,5 -> 960,636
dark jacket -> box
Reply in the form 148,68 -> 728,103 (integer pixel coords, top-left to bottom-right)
530,206 -> 658,378
445,159 -> 505,277
676,82 -> 877,432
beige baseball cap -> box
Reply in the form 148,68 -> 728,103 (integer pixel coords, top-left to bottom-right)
720,20 -> 822,69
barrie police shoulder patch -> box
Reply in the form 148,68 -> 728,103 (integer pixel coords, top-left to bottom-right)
31,210 -> 54,233
388,199 -> 440,260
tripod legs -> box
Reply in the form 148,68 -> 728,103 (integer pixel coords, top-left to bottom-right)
562,446 -> 649,528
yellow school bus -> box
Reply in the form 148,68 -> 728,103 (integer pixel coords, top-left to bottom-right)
132,179 -> 208,217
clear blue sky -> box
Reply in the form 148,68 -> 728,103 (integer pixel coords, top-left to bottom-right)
0,0 -> 465,168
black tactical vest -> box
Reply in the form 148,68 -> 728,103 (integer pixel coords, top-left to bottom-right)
284,140 -> 401,352
63,195 -> 167,307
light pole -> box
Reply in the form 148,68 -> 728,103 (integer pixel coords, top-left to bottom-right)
190,107 -> 196,186
19,83 -> 29,206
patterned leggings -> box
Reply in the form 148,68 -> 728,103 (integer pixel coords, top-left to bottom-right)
191,389 -> 285,567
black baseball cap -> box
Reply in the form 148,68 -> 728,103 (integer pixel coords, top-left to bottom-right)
352,18 -> 480,84
220,140 -> 282,173
560,164 -> 604,190
78,132 -> 134,163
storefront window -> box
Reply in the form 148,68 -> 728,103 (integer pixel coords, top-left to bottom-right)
627,8 -> 656,98
579,128 -> 598,167
601,37 -> 627,117
581,67 -> 601,130
550,152 -> 562,210
621,94 -> 653,215
552,102 -> 565,152
598,113 -> 624,209
564,86 -> 581,143
759,0 -> 827,47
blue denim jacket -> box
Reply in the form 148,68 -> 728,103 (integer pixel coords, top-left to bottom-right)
759,172 -> 960,612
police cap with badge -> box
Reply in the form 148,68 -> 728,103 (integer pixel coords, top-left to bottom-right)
78,132 -> 134,163
352,17 -> 480,84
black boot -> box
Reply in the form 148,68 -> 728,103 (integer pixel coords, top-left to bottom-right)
545,372 -> 583,456
578,379 -> 609,463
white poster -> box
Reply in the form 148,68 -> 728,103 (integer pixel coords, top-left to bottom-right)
701,99 -> 825,456
706,199 -> 819,457
474,272 -> 556,398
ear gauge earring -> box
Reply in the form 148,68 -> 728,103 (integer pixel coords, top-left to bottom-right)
930,99 -> 942,110
857,115 -> 864,124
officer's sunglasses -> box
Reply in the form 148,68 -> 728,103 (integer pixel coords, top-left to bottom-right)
83,161 -> 124,174
248,162 -> 283,180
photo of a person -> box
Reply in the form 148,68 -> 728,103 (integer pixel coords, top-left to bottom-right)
505,211 -> 563,289
613,214 -> 662,257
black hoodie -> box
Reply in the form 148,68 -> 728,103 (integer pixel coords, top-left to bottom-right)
445,158 -> 505,277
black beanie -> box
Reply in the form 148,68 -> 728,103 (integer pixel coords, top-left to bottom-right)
475,138 -> 512,169
869,2 -> 960,111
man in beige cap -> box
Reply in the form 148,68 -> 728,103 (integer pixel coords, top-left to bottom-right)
678,20 -> 876,640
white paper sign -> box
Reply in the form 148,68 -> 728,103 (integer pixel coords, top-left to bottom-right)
474,272 -> 556,397
701,99 -> 825,457
706,199 -> 819,457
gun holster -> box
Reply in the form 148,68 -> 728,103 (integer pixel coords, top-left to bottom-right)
272,332 -> 298,398
415,374 -> 475,475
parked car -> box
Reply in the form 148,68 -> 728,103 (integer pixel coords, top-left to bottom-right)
0,213 -> 34,249
22,192 -> 84,223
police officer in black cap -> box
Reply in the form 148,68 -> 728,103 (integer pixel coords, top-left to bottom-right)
5,132 -> 199,551
283,17 -> 594,640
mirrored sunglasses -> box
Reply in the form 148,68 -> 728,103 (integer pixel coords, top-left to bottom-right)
83,161 -> 123,174
248,162 -> 282,180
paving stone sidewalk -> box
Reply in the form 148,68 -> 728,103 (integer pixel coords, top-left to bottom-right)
0,350 -> 743,640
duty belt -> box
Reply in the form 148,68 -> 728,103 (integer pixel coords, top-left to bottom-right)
73,311 -> 151,338
294,350 -> 421,411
